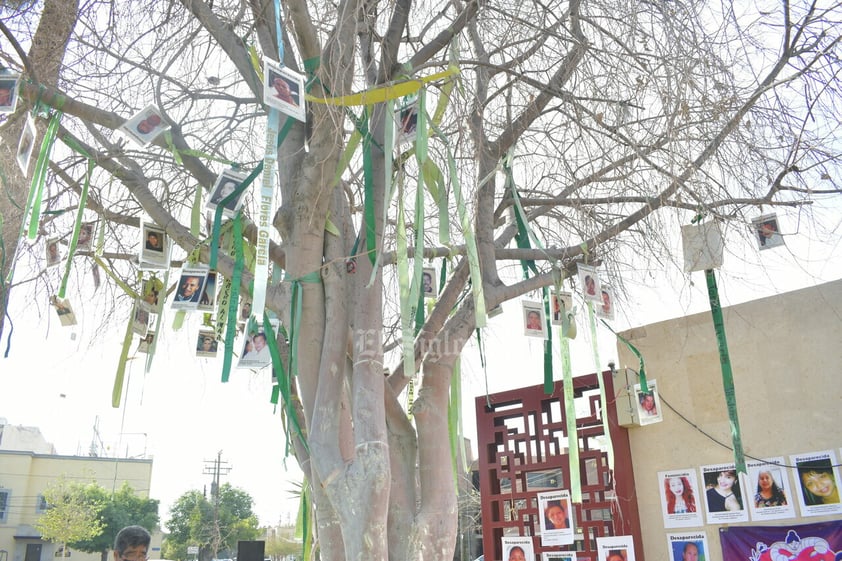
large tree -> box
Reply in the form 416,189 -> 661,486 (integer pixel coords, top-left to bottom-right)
2,1 -> 840,561
163,485 -> 260,561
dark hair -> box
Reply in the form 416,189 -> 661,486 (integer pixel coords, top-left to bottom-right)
798,459 -> 836,506
508,546 -> 525,559
114,525 -> 151,555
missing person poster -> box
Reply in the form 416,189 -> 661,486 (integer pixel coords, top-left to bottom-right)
666,532 -> 708,561
538,490 -> 574,546
744,457 -> 797,521
700,463 -> 749,525
658,469 -> 704,528
502,536 -> 535,561
790,450 -> 842,517
595,535 -> 635,561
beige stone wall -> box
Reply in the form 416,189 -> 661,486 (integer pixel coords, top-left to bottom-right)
616,279 -> 842,561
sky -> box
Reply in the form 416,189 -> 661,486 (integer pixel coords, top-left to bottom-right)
2,208 -> 841,529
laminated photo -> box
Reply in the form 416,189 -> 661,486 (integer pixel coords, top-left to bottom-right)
50,296 -> 77,327
522,300 -> 547,339
17,114 -> 36,175
0,74 -> 20,113
744,457 -> 796,521
197,271 -> 218,312
634,380 -> 662,426
596,284 -> 615,321
422,267 -> 437,299
752,214 -> 784,250
537,490 -> 574,546
172,266 -> 210,310
237,320 -> 279,369
120,104 -> 170,147
666,532 -> 709,561
140,223 -> 169,270
263,60 -> 306,122
596,535 -> 635,561
45,238 -> 62,268
658,469 -> 704,528
501,536 -> 534,561
131,303 -> 150,336
395,96 -> 419,145
681,220 -> 724,272
196,330 -> 218,358
700,463 -> 749,524
207,169 -> 249,217
791,450 -> 842,517
77,221 -> 95,252
139,277 -> 164,312
550,291 -> 573,326
578,264 -> 602,303
138,331 -> 155,353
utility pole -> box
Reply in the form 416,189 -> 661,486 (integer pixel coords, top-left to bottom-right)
203,451 -> 231,559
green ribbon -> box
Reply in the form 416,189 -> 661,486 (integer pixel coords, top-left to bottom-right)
449,358 -> 467,489
264,315 -> 308,454
599,318 -> 648,392
25,110 -> 62,240
58,159 -> 94,298
396,174 -> 415,379
221,215 -> 245,382
113,274 -> 142,408
588,301 -> 615,472
209,165 -> 260,270
559,322 -> 582,503
144,270 -> 168,374
285,271 -> 321,379
362,108 -> 377,265
704,268 -> 746,474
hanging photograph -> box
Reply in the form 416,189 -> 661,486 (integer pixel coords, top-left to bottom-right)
196,330 -> 218,358
421,267 -> 437,299
537,490 -> 574,546
77,221 -> 95,252
237,321 -> 278,369
681,220 -> 724,272
17,114 -> 36,174
50,296 -> 77,327
543,553 -> 576,561
596,535 -> 635,561
131,303 -> 150,336
752,214 -> 784,250
744,457 -> 796,521
263,60 -> 306,122
45,237 -> 62,268
577,264 -> 602,303
239,298 -> 253,323
207,169 -> 249,216
139,223 -> 169,269
658,469 -> 704,528
634,380 -> 662,425
197,271 -> 218,312
596,284 -> 615,320
791,450 -> 842,517
137,331 -> 155,353
666,532 -> 709,561
172,266 -> 209,310
139,277 -> 164,312
0,74 -> 20,113
501,536 -> 534,561
700,463 -> 749,524
120,104 -> 170,147
522,300 -> 547,339
395,96 -> 419,145
550,291 -> 573,325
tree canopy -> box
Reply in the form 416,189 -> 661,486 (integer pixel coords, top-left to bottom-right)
163,484 -> 260,561
35,478 -> 105,554
2,0 -> 840,560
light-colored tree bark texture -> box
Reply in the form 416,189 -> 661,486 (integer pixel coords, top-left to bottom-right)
1,0 -> 840,560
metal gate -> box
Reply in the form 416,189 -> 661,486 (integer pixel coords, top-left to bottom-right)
474,369 -> 642,561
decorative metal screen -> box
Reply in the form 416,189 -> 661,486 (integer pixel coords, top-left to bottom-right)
474,370 -> 642,561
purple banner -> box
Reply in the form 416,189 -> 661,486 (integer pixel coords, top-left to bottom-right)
720,521 -> 842,561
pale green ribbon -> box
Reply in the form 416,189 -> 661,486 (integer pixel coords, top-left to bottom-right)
559,324 -> 582,503
427,120 -> 486,327
252,109 -> 281,323
25,110 -> 62,240
58,159 -> 94,298
588,301 -> 615,472
113,272 -> 143,407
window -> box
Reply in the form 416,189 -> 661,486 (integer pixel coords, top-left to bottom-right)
0,488 -> 10,523
37,494 -> 48,513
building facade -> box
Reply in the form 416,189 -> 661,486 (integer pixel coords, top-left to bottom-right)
0,421 -> 156,561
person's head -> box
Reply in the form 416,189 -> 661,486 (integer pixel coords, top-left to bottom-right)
48,242 -> 59,257
665,476 -> 696,513
606,551 -> 625,561
682,543 -> 699,561
508,546 -> 525,561
241,301 -> 252,318
145,334 -> 154,343
253,333 -> 267,351
759,220 -> 777,238
79,224 -> 92,244
799,464 -> 836,503
756,470 -> 777,493
180,275 -> 201,297
544,501 -> 567,529
668,477 -> 685,496
113,525 -> 151,561
136,120 -> 153,135
601,290 -> 611,312
244,340 -> 254,353
273,77 -> 293,102
0,86 -> 11,105
716,470 -> 737,491
219,181 -> 236,198
585,275 -> 595,294
202,337 -> 214,351
527,310 -> 541,328
640,392 -> 656,413
422,272 -> 433,290
147,232 -> 159,247
144,290 -> 158,305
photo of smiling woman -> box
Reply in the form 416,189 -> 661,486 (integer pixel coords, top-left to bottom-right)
701,464 -> 748,524
792,451 -> 842,517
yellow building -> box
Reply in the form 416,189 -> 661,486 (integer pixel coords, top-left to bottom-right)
0,421 -> 158,561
